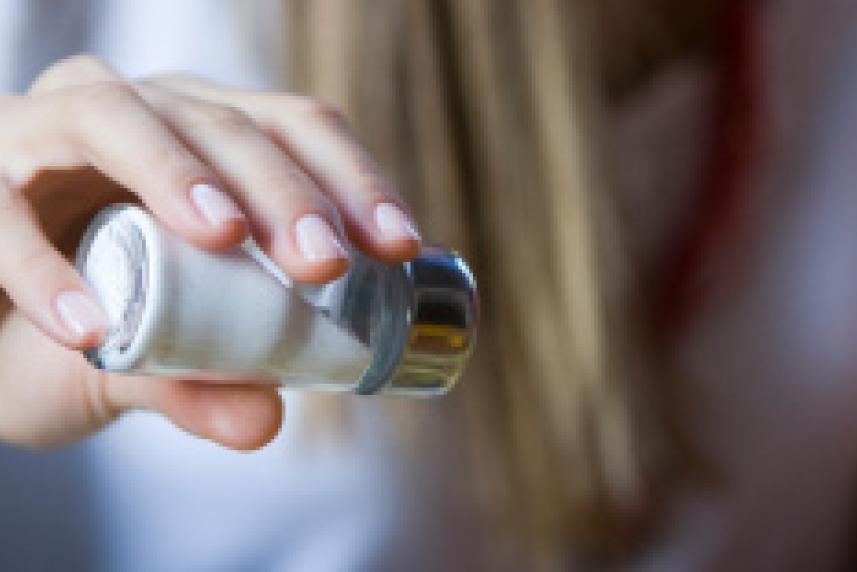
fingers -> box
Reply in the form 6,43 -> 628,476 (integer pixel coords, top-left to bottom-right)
28,59 -> 419,269
24,58 -> 420,272
0,76 -> 250,348
0,179 -> 107,349
54,82 -> 249,249
13,56 -> 249,251
144,76 -> 422,263
29,54 -> 124,94
268,98 -> 423,263
138,87 -> 349,283
102,375 -> 284,451
0,308 -> 283,449
2,58 -> 421,354
261,97 -> 422,262
159,382 -> 283,451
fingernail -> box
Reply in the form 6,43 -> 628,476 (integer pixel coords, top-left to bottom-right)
55,290 -> 109,340
295,214 -> 348,262
374,203 -> 421,243
190,183 -> 246,227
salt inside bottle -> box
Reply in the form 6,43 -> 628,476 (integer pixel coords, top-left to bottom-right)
75,204 -> 477,396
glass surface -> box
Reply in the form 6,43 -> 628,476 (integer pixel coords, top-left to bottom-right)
294,252 -> 411,394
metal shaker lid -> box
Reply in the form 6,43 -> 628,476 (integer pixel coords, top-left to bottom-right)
383,246 -> 479,396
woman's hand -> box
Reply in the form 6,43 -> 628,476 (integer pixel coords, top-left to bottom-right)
0,55 -> 421,450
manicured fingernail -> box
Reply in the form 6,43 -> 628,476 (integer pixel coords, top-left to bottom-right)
191,183 -> 246,227
55,290 -> 109,340
374,203 -> 421,243
294,214 -> 348,262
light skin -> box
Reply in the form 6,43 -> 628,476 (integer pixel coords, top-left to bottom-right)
0,55 -> 422,450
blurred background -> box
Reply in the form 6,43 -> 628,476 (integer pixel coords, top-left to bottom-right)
6,0 -> 857,570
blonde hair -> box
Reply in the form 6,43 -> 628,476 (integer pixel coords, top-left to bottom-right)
284,0 -> 710,567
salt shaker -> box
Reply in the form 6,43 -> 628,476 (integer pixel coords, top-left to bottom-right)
75,204 -> 477,396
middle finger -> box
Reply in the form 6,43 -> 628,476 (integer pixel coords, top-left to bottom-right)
139,86 -> 349,283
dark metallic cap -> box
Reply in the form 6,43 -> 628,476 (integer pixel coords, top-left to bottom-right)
383,246 -> 479,396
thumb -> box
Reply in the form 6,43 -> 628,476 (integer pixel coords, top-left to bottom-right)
104,375 -> 285,451
0,308 -> 283,449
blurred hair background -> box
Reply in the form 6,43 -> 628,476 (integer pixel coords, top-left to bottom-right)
283,0 -> 714,567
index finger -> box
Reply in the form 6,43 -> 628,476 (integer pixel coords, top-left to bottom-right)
24,57 -> 249,251
144,76 -> 423,264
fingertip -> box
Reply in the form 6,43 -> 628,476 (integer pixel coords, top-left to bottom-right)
368,235 -> 422,264
155,381 -> 284,451
345,223 -> 422,265
53,289 -> 109,350
278,254 -> 350,285
264,214 -> 350,284
293,213 -> 349,261
220,217 -> 252,246
69,328 -> 107,351
191,217 -> 250,251
184,182 -> 250,250
347,201 -> 423,264
206,385 -> 284,451
373,202 -> 421,243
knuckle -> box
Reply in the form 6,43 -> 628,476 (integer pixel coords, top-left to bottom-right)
31,54 -> 115,92
56,54 -> 113,77
298,98 -> 348,130
197,103 -> 255,136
